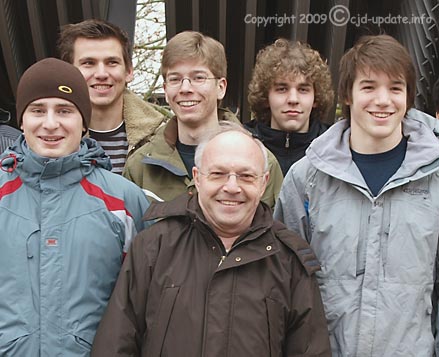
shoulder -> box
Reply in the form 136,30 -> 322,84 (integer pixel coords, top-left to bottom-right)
272,220 -> 320,275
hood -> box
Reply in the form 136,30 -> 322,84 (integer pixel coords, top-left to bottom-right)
1,135 -> 112,185
123,89 -> 168,148
306,117 -> 439,187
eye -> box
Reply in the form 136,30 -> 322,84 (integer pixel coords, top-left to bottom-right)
208,171 -> 227,180
238,173 -> 258,183
275,86 -> 287,92
167,76 -> 181,85
193,74 -> 207,83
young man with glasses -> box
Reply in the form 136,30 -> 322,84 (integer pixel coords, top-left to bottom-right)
91,121 -> 330,356
123,31 -> 283,208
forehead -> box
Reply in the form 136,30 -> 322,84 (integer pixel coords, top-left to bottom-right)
27,97 -> 76,107
202,131 -> 264,169
73,37 -> 125,59
165,59 -> 212,75
355,67 -> 406,84
272,73 -> 311,86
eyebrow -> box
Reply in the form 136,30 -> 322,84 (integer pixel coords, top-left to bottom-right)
28,101 -> 76,108
359,78 -> 406,86
273,80 -> 312,87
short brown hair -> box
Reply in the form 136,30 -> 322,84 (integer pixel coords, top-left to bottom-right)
57,19 -> 132,70
248,39 -> 334,124
161,31 -> 227,79
338,34 -> 416,119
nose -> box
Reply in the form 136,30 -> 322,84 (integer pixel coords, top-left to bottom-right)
179,78 -> 193,92
42,110 -> 60,130
222,174 -> 242,193
287,88 -> 298,104
94,62 -> 109,78
375,87 -> 391,106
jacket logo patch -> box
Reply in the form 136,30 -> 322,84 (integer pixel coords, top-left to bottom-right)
402,188 -> 429,195
46,238 -> 58,246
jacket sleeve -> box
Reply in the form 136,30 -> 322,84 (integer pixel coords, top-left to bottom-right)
273,159 -> 311,242
261,149 -> 283,210
284,259 -> 331,356
91,231 -> 154,356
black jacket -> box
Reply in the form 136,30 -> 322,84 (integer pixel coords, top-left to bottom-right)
245,119 -> 328,176
92,193 -> 331,357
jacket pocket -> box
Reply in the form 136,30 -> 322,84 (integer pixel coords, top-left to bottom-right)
266,297 -> 283,357
145,286 -> 180,357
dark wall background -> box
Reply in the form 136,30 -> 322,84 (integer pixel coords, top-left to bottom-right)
1,0 -> 438,127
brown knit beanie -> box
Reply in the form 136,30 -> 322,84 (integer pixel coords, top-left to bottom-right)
16,57 -> 91,130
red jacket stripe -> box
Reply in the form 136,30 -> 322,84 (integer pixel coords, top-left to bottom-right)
80,177 -> 133,217
0,177 -> 23,200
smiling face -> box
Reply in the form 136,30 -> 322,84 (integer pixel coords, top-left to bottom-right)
163,60 -> 226,128
21,97 -> 84,158
72,37 -> 133,110
349,68 -> 407,153
268,74 -> 315,132
193,131 -> 268,240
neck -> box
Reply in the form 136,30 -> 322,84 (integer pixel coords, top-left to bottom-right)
89,99 -> 124,131
350,124 -> 403,154
219,235 -> 240,252
177,118 -> 220,145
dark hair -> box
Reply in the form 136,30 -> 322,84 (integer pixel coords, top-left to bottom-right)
57,19 -> 132,70
248,39 -> 334,124
338,34 -> 416,119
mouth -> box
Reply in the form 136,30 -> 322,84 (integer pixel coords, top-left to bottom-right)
218,200 -> 242,207
368,111 -> 394,119
177,100 -> 200,108
283,110 -> 303,115
91,84 -> 113,91
39,136 -> 64,143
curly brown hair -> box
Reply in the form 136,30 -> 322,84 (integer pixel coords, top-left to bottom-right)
248,39 -> 334,124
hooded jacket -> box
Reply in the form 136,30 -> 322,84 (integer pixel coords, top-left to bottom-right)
123,108 -> 284,209
0,136 -> 150,356
245,118 -> 328,176
122,89 -> 169,157
91,193 -> 331,357
274,116 -> 439,356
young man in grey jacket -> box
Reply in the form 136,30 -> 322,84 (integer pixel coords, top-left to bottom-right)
274,34 -> 439,356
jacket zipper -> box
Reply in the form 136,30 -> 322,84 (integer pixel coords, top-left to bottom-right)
285,133 -> 290,148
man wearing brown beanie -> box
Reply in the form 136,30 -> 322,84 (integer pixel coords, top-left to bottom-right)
0,57 -> 151,356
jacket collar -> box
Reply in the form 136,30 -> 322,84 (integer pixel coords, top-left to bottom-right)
2,135 -> 111,187
145,192 -> 274,237
306,117 -> 439,187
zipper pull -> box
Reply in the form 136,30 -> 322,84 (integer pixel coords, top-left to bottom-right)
218,255 -> 226,267
285,133 -> 290,148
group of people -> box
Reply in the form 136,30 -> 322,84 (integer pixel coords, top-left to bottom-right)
1,17 -> 439,357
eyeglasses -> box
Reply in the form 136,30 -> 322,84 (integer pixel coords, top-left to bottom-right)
198,171 -> 264,185
165,74 -> 219,87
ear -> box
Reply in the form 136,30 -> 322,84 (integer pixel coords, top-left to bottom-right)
259,171 -> 270,199
193,166 -> 200,190
217,78 -> 227,101
125,66 -> 134,83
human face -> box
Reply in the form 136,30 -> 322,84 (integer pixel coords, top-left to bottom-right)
349,69 -> 407,153
268,74 -> 315,132
193,131 -> 268,239
72,37 -> 133,109
21,98 -> 84,158
164,60 -> 226,126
